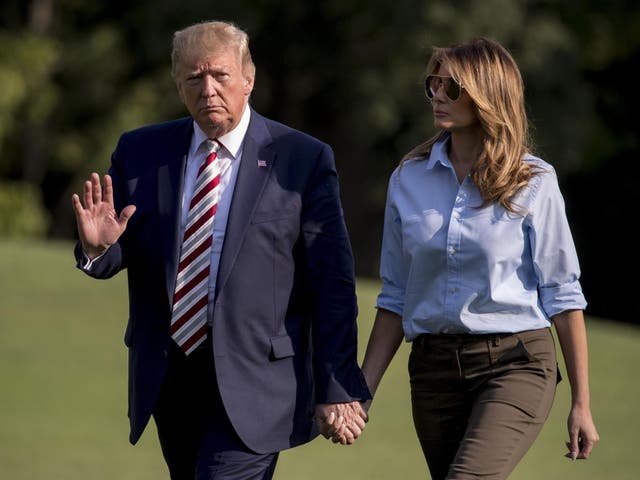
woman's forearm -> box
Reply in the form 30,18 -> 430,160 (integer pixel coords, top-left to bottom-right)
361,308 -> 405,398
552,309 -> 591,407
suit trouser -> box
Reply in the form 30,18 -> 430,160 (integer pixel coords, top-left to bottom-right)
153,334 -> 278,480
409,327 -> 558,480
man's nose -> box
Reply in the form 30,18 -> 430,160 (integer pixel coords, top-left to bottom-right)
202,75 -> 217,97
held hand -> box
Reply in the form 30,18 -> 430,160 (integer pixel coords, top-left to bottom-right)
71,173 -> 136,258
314,402 -> 368,446
565,404 -> 599,460
330,401 -> 368,445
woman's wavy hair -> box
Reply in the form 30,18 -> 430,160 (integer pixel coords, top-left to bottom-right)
404,37 -> 539,212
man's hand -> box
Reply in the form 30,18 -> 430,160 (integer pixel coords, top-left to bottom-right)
71,173 -> 135,258
314,401 -> 368,445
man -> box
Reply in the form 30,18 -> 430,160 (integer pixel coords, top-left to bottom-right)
72,20 -> 370,480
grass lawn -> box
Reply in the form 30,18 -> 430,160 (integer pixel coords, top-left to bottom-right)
1,238 -> 637,479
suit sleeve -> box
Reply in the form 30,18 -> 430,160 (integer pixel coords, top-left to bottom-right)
301,143 -> 372,403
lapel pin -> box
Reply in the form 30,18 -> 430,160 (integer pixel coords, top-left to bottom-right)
257,159 -> 267,168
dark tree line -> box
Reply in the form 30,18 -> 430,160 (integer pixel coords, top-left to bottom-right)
1,0 -> 638,323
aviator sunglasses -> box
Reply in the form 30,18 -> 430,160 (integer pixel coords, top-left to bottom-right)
424,74 -> 464,101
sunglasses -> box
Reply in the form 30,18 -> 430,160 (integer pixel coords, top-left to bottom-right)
424,74 -> 464,101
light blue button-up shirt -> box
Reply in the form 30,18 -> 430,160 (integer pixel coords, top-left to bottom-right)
376,135 -> 587,340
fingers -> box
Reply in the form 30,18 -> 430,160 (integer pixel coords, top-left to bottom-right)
71,193 -> 84,218
350,413 -> 367,431
102,174 -> 114,206
565,434 -> 599,460
566,439 -> 593,460
322,401 -> 368,445
71,172 -> 133,256
332,424 -> 355,445
353,402 -> 369,424
565,406 -> 599,461
75,173 -> 130,221
79,172 -> 103,211
82,179 -> 93,210
91,172 -> 102,205
577,431 -> 599,459
565,441 -> 578,461
568,425 -> 579,460
313,406 -> 336,439
327,411 -> 336,426
334,414 -> 344,429
330,419 -> 356,445
579,438 -> 596,459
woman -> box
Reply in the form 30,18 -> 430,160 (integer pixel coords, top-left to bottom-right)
360,37 -> 599,479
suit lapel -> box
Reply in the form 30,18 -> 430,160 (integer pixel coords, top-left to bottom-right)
215,111 -> 275,298
160,118 -> 194,308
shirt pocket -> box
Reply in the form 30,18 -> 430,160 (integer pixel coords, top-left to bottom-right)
401,209 -> 444,249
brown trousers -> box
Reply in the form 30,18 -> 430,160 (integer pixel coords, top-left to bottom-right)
409,328 -> 558,480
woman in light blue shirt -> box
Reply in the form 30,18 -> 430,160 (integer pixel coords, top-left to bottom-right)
360,37 -> 599,479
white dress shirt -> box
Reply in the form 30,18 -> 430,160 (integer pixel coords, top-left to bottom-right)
181,106 -> 251,323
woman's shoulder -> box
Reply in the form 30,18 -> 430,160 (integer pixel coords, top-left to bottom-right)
523,153 -> 555,175
389,156 -> 428,183
517,154 -> 564,209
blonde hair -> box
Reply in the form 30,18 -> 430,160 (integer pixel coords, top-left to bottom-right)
171,20 -> 256,82
405,37 -> 538,212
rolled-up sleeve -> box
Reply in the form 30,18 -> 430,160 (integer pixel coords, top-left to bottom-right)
376,172 -> 407,317
529,168 -> 587,317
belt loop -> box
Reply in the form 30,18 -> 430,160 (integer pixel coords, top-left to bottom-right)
493,336 -> 500,347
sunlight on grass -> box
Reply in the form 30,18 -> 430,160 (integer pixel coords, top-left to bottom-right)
1,239 -> 637,479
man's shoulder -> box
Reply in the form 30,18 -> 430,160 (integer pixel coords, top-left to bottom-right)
256,112 -> 328,150
113,117 -> 193,161
121,117 -> 193,141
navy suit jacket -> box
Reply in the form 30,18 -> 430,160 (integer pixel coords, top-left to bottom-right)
75,109 -> 370,453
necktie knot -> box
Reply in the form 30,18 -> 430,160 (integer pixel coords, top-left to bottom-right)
204,139 -> 220,156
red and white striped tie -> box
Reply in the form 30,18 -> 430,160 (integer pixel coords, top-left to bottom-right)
170,139 -> 221,354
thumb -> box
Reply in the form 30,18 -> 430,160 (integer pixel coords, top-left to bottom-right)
119,205 -> 136,226
326,412 -> 336,425
566,438 -> 578,460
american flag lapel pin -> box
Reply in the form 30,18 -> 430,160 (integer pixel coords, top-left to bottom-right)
257,159 -> 267,168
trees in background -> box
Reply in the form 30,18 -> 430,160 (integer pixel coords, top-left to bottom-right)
1,0 -> 638,321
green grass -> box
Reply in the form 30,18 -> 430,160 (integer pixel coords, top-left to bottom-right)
1,238 -> 637,479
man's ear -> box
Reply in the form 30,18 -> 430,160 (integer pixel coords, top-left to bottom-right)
176,81 -> 186,104
243,75 -> 254,96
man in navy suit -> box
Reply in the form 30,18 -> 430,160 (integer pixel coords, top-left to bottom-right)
72,20 -> 370,480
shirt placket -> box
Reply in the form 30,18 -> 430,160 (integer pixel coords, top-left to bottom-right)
443,179 -> 469,330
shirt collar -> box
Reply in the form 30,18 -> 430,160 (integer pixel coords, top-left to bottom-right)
190,104 -> 252,159
425,132 -> 453,170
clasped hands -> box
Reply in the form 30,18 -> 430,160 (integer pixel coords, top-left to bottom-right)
314,401 -> 370,445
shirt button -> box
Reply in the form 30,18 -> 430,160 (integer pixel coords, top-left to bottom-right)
448,246 -> 456,255
449,287 -> 456,293
453,212 -> 460,219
